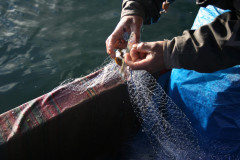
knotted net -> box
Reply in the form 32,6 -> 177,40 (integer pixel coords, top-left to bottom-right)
59,58 -> 238,160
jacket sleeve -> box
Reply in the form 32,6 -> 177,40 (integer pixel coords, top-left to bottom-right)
163,11 -> 240,73
121,0 -> 175,24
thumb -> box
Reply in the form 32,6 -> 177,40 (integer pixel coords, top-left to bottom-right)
131,18 -> 142,43
128,42 -> 151,62
106,35 -> 118,55
125,53 -> 151,70
131,26 -> 141,43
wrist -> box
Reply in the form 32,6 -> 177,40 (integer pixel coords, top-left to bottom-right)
162,40 -> 172,70
121,1 -> 145,20
120,15 -> 143,24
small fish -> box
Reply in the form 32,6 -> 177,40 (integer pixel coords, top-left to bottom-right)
115,49 -> 126,66
114,48 -> 127,79
126,32 -> 135,53
114,32 -> 136,79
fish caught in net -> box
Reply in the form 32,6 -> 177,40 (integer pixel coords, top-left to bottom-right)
52,26 -> 239,158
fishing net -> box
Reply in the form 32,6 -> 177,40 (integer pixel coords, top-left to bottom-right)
57,58 -> 239,160
127,69 -> 204,160
127,67 -> 239,160
61,58 -> 125,94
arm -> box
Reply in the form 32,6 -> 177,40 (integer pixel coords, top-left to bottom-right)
106,0 -> 174,57
121,0 -> 175,24
163,11 -> 240,73
125,11 -> 240,73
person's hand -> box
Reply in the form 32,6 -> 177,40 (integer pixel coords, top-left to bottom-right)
106,15 -> 143,58
125,41 -> 166,73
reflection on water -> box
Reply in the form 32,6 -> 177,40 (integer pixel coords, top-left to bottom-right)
0,0 -> 121,113
0,0 -> 197,113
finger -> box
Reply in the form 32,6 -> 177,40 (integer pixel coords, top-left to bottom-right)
105,38 -> 110,53
106,39 -> 115,59
106,35 -> 118,55
130,46 -> 141,62
125,53 -> 151,70
131,25 -> 141,43
139,52 -> 147,59
134,42 -> 152,53
125,53 -> 132,63
131,17 -> 143,43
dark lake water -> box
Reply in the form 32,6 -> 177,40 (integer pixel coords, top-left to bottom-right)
0,0 -> 198,114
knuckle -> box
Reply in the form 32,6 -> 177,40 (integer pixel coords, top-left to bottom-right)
138,42 -> 145,49
152,44 -> 157,50
152,42 -> 160,50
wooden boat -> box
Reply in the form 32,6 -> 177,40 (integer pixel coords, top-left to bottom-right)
0,69 -> 140,159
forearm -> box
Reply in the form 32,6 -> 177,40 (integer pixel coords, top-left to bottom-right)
121,0 -> 175,24
163,11 -> 240,73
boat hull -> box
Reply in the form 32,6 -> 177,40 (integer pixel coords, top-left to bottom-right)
0,70 -> 140,159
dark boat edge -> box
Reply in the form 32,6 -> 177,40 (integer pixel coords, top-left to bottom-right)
0,83 -> 140,160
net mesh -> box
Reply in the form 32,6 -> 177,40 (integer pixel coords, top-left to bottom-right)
65,58 -> 124,94
127,69 -> 205,160
57,58 -> 239,160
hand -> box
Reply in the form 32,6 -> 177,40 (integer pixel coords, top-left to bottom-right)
125,41 -> 166,73
106,15 -> 143,58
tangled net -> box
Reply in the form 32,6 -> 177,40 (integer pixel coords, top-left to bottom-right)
127,69 -> 208,160
58,58 -> 238,160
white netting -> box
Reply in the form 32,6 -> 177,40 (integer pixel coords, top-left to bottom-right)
57,58 -> 239,160
127,69 -> 206,160
126,67 -> 239,160
52,57 -> 124,96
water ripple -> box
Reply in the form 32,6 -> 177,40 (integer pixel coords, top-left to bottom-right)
0,0 -> 197,116
0,82 -> 18,93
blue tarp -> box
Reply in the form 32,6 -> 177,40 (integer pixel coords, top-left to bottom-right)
159,5 -> 240,155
